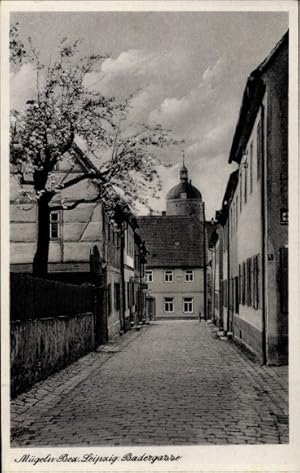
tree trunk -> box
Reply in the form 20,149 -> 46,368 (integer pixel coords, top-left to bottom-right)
33,196 -> 51,277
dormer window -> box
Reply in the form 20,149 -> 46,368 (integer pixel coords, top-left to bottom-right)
180,192 -> 187,199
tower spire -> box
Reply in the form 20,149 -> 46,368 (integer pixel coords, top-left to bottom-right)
180,151 -> 188,182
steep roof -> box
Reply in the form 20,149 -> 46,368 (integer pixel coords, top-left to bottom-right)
71,143 -> 100,174
136,215 -> 204,268
217,170 -> 239,225
228,30 -> 288,164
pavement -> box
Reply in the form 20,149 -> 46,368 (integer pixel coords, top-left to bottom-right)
11,320 -> 288,446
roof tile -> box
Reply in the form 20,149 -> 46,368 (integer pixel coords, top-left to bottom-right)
136,215 -> 205,268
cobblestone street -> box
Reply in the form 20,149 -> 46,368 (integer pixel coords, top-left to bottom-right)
11,320 -> 288,446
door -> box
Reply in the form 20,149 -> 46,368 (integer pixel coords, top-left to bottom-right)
148,297 -> 156,320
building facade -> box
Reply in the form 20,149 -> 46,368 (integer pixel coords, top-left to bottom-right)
210,31 -> 288,365
137,163 -> 207,319
10,144 -> 147,341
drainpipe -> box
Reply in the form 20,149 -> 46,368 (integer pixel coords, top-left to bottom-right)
212,245 -> 217,324
138,245 -> 142,323
227,218 -> 230,334
120,222 -> 126,333
260,102 -> 267,365
203,216 -> 207,320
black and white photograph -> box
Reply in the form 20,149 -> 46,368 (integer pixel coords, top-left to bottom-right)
1,0 -> 299,470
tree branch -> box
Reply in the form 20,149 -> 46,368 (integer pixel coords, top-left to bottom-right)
58,170 -> 109,190
59,128 -> 75,155
51,196 -> 100,211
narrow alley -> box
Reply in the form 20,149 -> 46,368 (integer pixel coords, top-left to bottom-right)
11,320 -> 288,446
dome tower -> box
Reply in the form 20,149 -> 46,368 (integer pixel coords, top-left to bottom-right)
166,159 -> 204,220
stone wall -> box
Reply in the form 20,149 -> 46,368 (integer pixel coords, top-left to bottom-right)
11,312 -> 94,397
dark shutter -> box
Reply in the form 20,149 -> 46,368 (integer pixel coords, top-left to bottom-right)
242,262 -> 246,305
107,284 -> 111,315
279,247 -> 288,313
235,276 -> 239,313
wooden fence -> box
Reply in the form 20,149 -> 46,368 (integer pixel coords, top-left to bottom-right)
10,273 -> 95,321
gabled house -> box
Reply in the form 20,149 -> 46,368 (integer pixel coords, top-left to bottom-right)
10,144 -> 104,277
10,144 -> 146,341
137,162 -> 207,320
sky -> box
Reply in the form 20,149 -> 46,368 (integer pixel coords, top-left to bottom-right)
10,11 -> 288,218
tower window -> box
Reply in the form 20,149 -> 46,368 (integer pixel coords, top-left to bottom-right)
180,192 -> 187,199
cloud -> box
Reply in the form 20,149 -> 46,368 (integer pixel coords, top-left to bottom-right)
101,49 -> 158,77
126,84 -> 164,123
202,57 -> 225,82
10,52 -> 238,219
186,120 -> 235,159
84,49 -> 161,99
10,63 -> 37,110
148,57 -> 227,134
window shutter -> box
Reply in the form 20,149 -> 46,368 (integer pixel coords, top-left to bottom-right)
279,247 -> 288,313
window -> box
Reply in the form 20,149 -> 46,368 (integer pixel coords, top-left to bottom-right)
223,280 -> 228,307
180,192 -> 187,199
257,120 -> 262,180
107,284 -> 112,315
127,227 -> 134,257
185,270 -> 194,282
238,264 -> 242,304
279,247 -> 288,313
164,297 -> 174,313
247,258 -> 252,306
50,211 -> 60,239
252,255 -> 260,310
250,142 -> 253,194
242,262 -> 246,305
164,270 -> 173,282
183,297 -> 193,313
234,276 -> 239,314
126,282 -> 129,310
145,270 -> 153,283
114,283 -> 120,310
